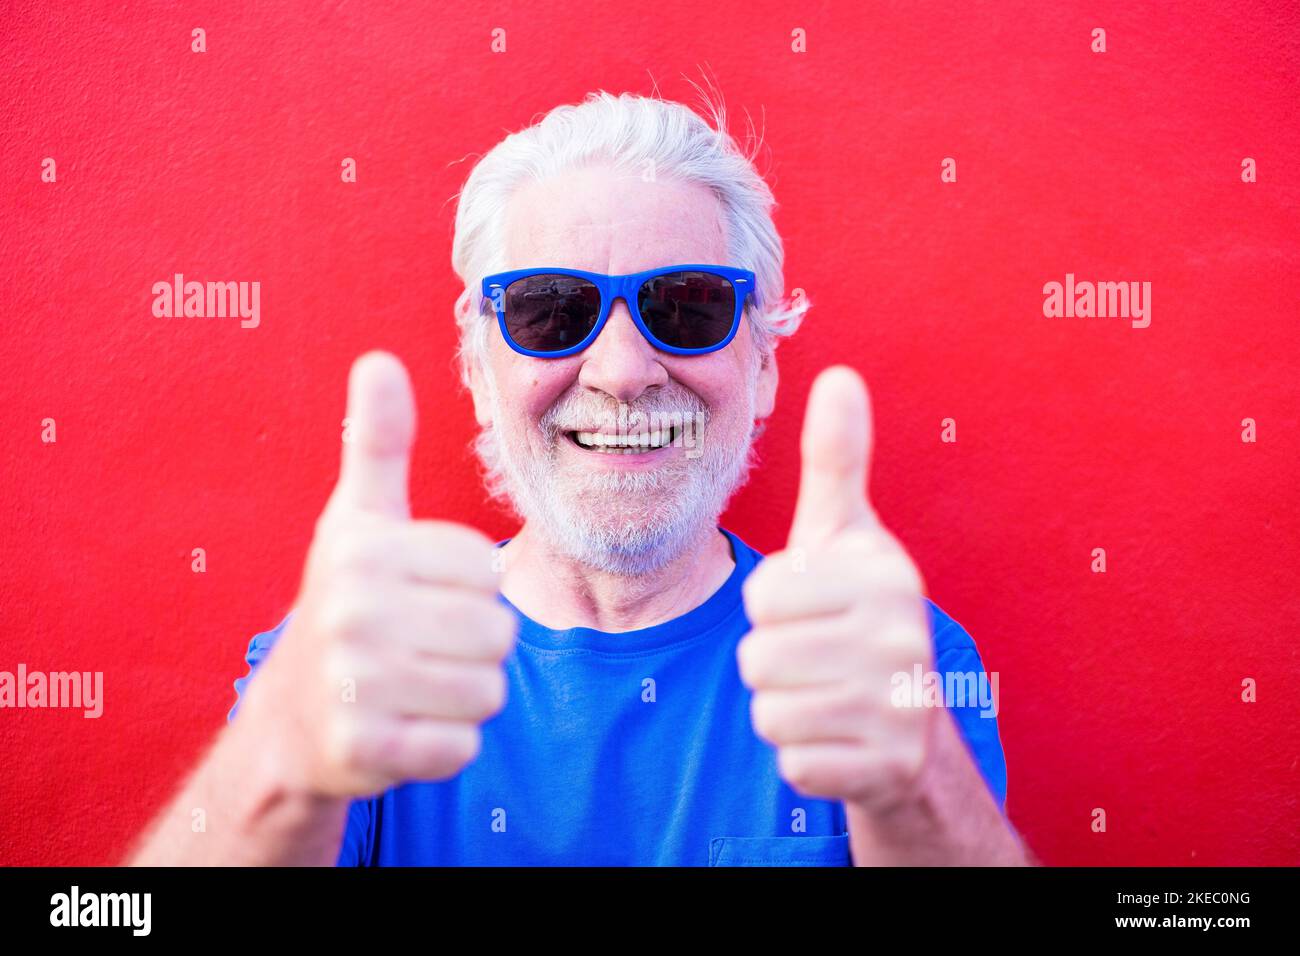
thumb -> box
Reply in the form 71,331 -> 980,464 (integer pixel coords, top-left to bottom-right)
332,351 -> 417,519
787,365 -> 876,550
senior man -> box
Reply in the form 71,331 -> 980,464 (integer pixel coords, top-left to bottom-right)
129,91 -> 1027,866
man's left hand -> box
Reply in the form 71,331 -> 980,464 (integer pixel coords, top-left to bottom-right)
737,365 -> 937,815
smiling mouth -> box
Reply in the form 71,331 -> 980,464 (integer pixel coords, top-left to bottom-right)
564,425 -> 682,454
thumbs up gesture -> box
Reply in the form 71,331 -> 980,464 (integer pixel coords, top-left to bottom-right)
738,366 -> 936,813
238,352 -> 518,798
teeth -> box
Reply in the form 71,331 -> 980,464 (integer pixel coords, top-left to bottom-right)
573,427 -> 676,451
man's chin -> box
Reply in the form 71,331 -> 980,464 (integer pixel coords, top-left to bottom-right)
542,504 -> 699,573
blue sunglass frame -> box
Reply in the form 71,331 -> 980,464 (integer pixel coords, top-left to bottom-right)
480,264 -> 758,358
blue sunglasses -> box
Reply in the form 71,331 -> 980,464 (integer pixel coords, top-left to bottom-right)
480,264 -> 757,358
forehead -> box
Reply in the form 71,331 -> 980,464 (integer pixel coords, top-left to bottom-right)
502,164 -> 729,274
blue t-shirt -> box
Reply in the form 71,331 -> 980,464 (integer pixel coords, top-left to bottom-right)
229,525 -> 1007,866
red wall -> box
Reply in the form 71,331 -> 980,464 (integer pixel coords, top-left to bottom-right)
1,1 -> 1296,866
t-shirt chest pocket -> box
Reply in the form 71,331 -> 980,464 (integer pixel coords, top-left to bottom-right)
708,834 -> 851,867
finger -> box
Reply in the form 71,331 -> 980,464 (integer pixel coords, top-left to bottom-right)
741,544 -> 921,625
750,685 -> 875,746
350,714 -> 482,784
359,653 -> 508,721
371,587 -> 517,660
787,365 -> 877,551
333,351 -> 417,518
737,617 -> 872,689
324,520 -> 505,595
776,742 -> 893,802
741,553 -> 858,623
738,601 -> 927,689
322,580 -> 518,662
379,587 -> 518,662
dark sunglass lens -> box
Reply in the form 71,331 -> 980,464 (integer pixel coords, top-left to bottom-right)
503,275 -> 601,352
637,271 -> 736,350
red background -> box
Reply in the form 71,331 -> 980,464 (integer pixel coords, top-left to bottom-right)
1,1 -> 1296,866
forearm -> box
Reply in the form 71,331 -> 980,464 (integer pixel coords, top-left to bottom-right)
125,714 -> 351,867
847,709 -> 1030,866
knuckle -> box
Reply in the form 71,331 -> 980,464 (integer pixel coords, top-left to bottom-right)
482,604 -> 519,657
427,518 -> 491,547
736,634 -> 767,685
741,580 -> 773,625
459,666 -> 506,717
324,710 -> 366,773
446,723 -> 482,766
735,637 -> 754,682
483,668 -> 508,713
440,594 -> 516,657
860,550 -> 924,594
777,748 -> 814,791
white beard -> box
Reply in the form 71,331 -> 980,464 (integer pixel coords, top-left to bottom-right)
474,376 -> 761,575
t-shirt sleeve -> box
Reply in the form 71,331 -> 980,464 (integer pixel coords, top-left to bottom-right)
335,800 -> 373,866
923,599 -> 1009,813
227,610 -> 374,866
227,611 -> 294,724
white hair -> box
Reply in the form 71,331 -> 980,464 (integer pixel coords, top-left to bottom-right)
448,88 -> 809,518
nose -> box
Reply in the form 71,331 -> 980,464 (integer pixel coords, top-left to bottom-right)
576,297 -> 668,403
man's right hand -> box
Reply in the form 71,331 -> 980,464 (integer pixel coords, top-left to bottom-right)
238,351 -> 518,799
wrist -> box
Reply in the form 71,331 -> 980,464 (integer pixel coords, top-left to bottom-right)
223,697 -> 351,860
